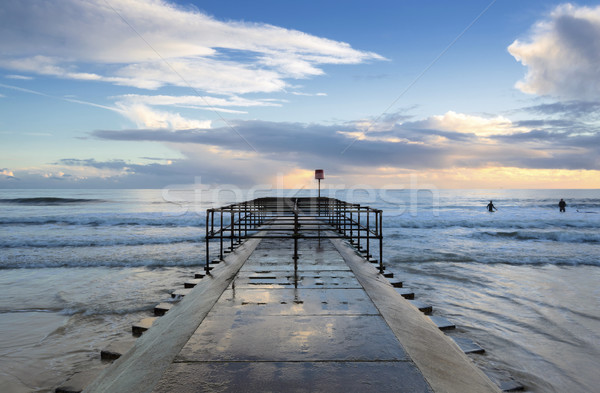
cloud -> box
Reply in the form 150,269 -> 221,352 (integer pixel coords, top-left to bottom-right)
5,74 -> 33,80
4,105 -> 600,188
0,0 -> 383,94
521,100 -> 600,120
410,111 -> 524,137
1,168 -> 17,179
509,4 -> 600,100
114,94 -> 283,109
114,102 -> 212,129
291,92 -> 327,97
90,108 -> 600,175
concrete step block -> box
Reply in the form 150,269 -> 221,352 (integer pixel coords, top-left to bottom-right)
184,279 -> 202,288
100,341 -> 134,361
499,380 -> 525,392
408,300 -> 432,314
394,288 -> 415,300
171,288 -> 192,298
132,317 -> 158,336
382,272 -> 394,278
451,337 -> 485,354
194,272 -> 206,279
388,279 -> 403,288
429,315 -> 456,331
55,369 -> 102,393
154,302 -> 173,316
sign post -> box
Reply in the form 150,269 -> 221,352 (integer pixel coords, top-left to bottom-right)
314,169 -> 324,198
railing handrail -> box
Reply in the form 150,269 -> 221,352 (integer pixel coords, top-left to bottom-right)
204,197 -> 383,274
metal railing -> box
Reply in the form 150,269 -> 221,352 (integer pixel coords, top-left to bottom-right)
204,197 -> 384,273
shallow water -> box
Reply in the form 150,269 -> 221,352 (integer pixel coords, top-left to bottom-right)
391,262 -> 600,393
0,188 -> 599,392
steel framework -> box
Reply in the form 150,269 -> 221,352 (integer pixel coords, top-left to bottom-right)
204,197 -> 384,273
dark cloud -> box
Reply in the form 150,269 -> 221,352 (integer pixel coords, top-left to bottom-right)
7,107 -> 600,188
92,121 -> 453,170
57,158 -> 131,170
522,101 -> 600,119
90,115 -> 600,176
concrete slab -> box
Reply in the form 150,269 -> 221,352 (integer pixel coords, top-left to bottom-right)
154,302 -> 173,316
184,279 -> 201,288
56,368 -> 106,393
499,380 -> 525,392
213,288 -> 379,316
100,341 -> 135,361
132,317 -> 158,336
232,270 -> 361,289
154,361 -> 432,393
177,314 -> 408,362
395,288 -> 415,299
429,315 -> 456,331
451,337 -> 485,354
409,300 -> 433,315
388,279 -> 403,288
171,288 -> 192,298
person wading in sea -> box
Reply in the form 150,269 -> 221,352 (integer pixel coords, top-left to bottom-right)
559,198 -> 567,212
487,200 -> 497,212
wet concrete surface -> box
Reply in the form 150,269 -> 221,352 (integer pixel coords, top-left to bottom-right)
87,220 -> 499,393
156,233 -> 433,392
154,361 -> 430,393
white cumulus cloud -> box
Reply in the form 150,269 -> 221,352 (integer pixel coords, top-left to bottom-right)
509,4 -> 600,100
415,111 -> 523,137
1,168 -> 15,177
115,103 -> 211,130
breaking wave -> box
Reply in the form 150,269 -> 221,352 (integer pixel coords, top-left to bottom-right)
0,235 -> 203,249
473,230 -> 600,243
0,214 -> 207,227
0,197 -> 103,205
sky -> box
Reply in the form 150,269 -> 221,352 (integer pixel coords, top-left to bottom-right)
1,0 -> 600,189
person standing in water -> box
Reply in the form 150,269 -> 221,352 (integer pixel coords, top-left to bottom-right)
487,200 -> 497,212
559,198 -> 567,212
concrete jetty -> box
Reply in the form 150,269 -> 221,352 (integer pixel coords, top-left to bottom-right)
83,198 -> 501,393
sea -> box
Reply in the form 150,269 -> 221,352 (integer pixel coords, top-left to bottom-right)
0,188 -> 598,392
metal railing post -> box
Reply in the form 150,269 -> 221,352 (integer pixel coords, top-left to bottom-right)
205,209 -> 210,273
219,209 -> 223,260
379,210 -> 384,273
366,209 -> 370,260
357,205 -> 361,251
230,206 -> 234,251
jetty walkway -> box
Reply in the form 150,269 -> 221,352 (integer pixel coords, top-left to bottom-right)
84,198 -> 500,393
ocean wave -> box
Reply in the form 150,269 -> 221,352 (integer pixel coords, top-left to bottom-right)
0,236 -> 203,249
474,230 -> 600,243
383,217 -> 600,230
388,253 -> 600,266
59,305 -> 156,317
0,197 -> 103,205
0,215 -> 207,227
0,258 -> 204,270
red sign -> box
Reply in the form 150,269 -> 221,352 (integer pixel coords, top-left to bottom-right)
314,169 -> 325,179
